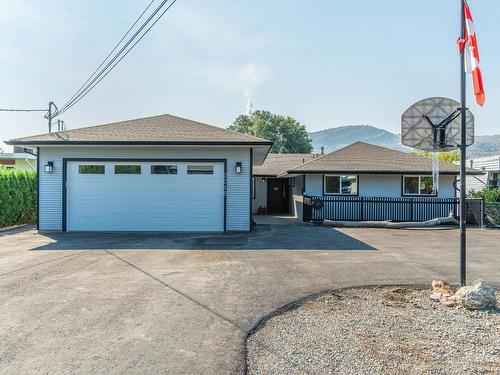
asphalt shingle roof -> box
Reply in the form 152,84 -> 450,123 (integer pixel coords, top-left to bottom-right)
6,114 -> 273,145
287,142 -> 483,175
253,153 -> 317,177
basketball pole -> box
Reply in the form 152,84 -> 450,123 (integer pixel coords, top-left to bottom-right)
459,0 -> 467,287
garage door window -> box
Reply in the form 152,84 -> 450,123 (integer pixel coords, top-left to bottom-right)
151,165 -> 178,174
79,165 -> 105,174
115,165 -> 141,174
187,165 -> 214,175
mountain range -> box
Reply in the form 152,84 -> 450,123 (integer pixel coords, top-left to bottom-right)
308,125 -> 500,157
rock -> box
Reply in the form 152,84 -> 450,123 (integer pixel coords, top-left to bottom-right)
453,279 -> 497,310
432,280 -> 454,296
441,300 -> 456,308
429,292 -> 442,301
432,280 -> 449,290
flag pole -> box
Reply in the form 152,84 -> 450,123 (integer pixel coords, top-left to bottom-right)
459,0 -> 467,287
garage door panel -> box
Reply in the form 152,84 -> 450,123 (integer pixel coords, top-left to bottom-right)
67,161 -> 224,232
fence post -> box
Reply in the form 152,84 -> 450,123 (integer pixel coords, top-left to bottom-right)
303,196 -> 311,222
410,198 -> 414,222
360,197 -> 364,221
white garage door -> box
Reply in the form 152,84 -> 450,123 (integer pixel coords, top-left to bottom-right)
66,161 -> 225,232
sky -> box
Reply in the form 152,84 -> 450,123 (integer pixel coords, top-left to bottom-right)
1,0 -> 499,151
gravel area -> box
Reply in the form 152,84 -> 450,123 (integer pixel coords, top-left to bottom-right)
246,287 -> 500,375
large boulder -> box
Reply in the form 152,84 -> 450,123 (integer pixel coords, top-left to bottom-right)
453,279 -> 497,310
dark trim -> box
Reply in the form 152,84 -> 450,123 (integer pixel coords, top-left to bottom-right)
23,147 -> 38,157
253,174 -> 279,178
63,158 -> 228,162
401,174 -> 438,197
249,148 -> 253,231
36,147 -> 40,231
62,159 -> 67,231
223,161 -> 227,232
62,158 -> 228,233
261,144 -> 273,162
7,140 -> 273,146
287,170 -> 482,176
302,175 -> 306,195
322,174 -> 360,197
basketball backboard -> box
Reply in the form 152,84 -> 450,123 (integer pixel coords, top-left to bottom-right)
401,97 -> 474,152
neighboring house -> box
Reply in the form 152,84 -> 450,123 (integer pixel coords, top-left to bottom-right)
258,142 -> 483,222
0,146 -> 36,171
465,154 -> 500,192
6,114 -> 272,233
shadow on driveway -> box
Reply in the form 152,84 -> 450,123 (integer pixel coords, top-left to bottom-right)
31,223 -> 377,251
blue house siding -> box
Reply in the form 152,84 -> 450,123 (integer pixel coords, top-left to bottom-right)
38,146 -> 251,232
304,174 -> 457,198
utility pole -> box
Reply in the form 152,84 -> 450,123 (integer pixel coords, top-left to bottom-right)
46,101 -> 58,133
459,0 -> 467,287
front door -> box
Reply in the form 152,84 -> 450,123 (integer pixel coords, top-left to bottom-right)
267,178 -> 289,213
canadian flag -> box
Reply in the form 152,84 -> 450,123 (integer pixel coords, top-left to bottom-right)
458,1 -> 485,106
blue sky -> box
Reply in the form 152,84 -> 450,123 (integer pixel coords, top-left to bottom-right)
1,0 -> 498,151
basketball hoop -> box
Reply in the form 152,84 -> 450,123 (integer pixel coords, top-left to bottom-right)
401,97 -> 474,152
401,97 -> 474,195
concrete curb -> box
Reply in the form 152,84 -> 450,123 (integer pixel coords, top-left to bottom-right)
0,224 -> 27,232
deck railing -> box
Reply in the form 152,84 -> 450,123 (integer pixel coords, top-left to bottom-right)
303,195 -> 484,226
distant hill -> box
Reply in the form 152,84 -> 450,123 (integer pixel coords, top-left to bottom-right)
308,125 -> 407,153
309,125 -> 500,156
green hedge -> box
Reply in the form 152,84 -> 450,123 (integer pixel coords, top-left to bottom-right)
0,169 -> 37,227
468,188 -> 500,202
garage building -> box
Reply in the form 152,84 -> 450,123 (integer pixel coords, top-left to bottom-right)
7,114 -> 272,232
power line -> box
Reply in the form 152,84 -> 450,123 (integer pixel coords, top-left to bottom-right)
55,0 -> 178,118
0,108 -> 47,112
59,0 -> 157,115
56,0 -> 177,116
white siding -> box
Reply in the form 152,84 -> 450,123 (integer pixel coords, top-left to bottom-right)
290,176 -> 304,218
304,174 -> 457,198
252,177 -> 267,213
38,146 -> 251,232
304,175 -> 323,195
465,155 -> 500,192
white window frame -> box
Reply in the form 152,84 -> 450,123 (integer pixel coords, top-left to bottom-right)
323,174 -> 358,196
402,175 -> 437,196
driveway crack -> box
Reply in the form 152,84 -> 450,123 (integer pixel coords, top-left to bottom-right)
104,250 -> 245,332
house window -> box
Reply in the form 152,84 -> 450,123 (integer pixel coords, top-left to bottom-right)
115,165 -> 141,174
488,172 -> 499,189
187,165 -> 214,175
324,175 -> 358,195
79,165 -> 105,174
403,175 -> 436,196
151,165 -> 177,174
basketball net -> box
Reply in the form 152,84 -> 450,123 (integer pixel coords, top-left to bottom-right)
432,152 -> 440,194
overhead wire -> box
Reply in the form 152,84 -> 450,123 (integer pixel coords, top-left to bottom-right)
0,108 -> 47,112
57,0 -> 157,115
55,0 -> 178,118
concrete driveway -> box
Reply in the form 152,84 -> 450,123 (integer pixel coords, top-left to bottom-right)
0,218 -> 499,374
